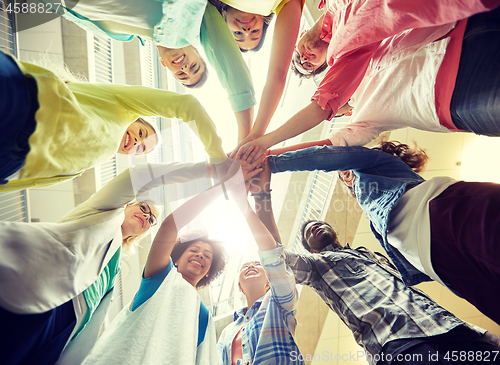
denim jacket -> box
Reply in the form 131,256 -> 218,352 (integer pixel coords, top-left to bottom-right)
268,145 -> 432,286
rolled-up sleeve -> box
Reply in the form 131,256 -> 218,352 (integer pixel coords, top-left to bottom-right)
200,4 -> 256,112
312,46 -> 376,119
259,245 -> 298,313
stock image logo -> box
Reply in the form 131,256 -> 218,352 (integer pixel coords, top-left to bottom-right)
1,0 -> 79,32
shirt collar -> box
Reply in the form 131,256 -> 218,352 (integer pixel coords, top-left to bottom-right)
233,295 -> 265,321
321,243 -> 350,252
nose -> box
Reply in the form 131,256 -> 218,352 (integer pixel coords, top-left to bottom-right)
301,53 -> 308,62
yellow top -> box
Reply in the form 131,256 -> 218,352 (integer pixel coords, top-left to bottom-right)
1,56 -> 225,193
220,0 -> 302,16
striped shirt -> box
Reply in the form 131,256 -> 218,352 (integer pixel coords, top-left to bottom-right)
217,245 -> 304,364
285,244 -> 464,364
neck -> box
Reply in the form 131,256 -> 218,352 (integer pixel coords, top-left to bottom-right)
310,14 -> 326,40
244,288 -> 266,311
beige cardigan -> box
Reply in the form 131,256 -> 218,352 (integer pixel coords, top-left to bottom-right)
0,161 -> 210,314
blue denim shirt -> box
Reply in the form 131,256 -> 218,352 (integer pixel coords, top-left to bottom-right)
268,145 -> 432,286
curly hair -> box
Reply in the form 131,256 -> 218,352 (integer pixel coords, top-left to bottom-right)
372,141 -> 428,173
170,231 -> 227,288
300,219 -> 340,252
338,141 -> 429,197
290,60 -> 328,79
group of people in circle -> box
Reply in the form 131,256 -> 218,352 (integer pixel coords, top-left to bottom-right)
1,0 -> 500,364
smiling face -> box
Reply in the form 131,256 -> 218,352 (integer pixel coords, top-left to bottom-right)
118,120 -> 157,155
175,241 -> 213,287
121,203 -> 159,241
238,261 -> 269,293
293,29 -> 329,74
156,45 -> 205,86
303,221 -> 339,253
222,7 -> 264,51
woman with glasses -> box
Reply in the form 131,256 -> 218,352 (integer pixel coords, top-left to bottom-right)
0,161 -> 217,365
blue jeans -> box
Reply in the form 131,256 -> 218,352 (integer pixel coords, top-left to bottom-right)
450,6 -> 500,136
0,52 -> 38,183
0,301 -> 76,365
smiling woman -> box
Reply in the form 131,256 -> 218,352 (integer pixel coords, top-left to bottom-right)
79,158 -> 263,365
0,52 -> 226,193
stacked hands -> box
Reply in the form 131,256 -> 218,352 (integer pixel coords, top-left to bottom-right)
213,147 -> 271,213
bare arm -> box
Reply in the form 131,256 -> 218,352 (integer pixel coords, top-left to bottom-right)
250,159 -> 282,244
250,0 -> 303,138
234,100 -> 332,160
144,159 -> 263,278
234,107 -> 254,142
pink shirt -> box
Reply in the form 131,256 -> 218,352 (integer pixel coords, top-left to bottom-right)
312,0 -> 500,127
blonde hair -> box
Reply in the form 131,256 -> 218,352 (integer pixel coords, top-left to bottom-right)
134,117 -> 162,153
122,199 -> 162,257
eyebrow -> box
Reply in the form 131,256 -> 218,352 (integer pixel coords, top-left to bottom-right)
193,245 -> 212,255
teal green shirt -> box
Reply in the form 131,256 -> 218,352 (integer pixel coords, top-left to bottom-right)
72,247 -> 121,340
56,0 -> 255,112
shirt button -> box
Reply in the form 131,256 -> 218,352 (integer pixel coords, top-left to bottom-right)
406,279 -> 411,283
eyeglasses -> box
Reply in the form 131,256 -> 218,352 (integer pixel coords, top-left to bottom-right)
139,203 -> 158,227
293,47 -> 315,75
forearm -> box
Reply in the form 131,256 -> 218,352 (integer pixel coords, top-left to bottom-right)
145,183 -> 226,277
254,196 -> 282,244
269,139 -> 332,155
244,204 -> 278,251
235,107 -> 254,142
260,245 -> 298,312
251,0 -> 302,137
62,162 -> 210,220
260,101 -> 331,149
252,78 -> 287,137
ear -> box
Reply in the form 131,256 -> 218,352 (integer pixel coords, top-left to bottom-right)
221,10 -> 227,20
345,111 -> 353,117
238,283 -> 244,294
174,260 -> 179,267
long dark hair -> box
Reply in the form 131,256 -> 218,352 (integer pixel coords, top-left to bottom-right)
338,141 -> 428,197
170,231 -> 227,288
373,141 -> 428,172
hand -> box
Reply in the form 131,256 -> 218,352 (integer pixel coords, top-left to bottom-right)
248,157 -> 271,195
484,331 -> 500,347
222,157 -> 264,188
229,133 -> 259,158
232,139 -> 267,164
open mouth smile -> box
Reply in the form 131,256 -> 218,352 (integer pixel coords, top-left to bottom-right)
124,132 -> 131,149
172,54 -> 185,64
189,259 -> 204,268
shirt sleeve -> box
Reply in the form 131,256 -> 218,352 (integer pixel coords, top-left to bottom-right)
259,244 -> 298,313
59,162 -> 211,221
131,260 -> 174,311
284,249 -> 317,286
327,121 -> 388,146
312,45 -> 375,118
200,4 -> 256,112
107,84 -> 226,158
327,0 -> 500,60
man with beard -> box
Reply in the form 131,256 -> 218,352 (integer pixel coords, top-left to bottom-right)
249,163 -> 500,364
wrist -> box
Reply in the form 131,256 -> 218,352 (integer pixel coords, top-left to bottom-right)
251,189 -> 272,200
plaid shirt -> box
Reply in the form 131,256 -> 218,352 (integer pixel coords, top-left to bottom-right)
285,244 -> 464,363
217,245 -> 304,364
